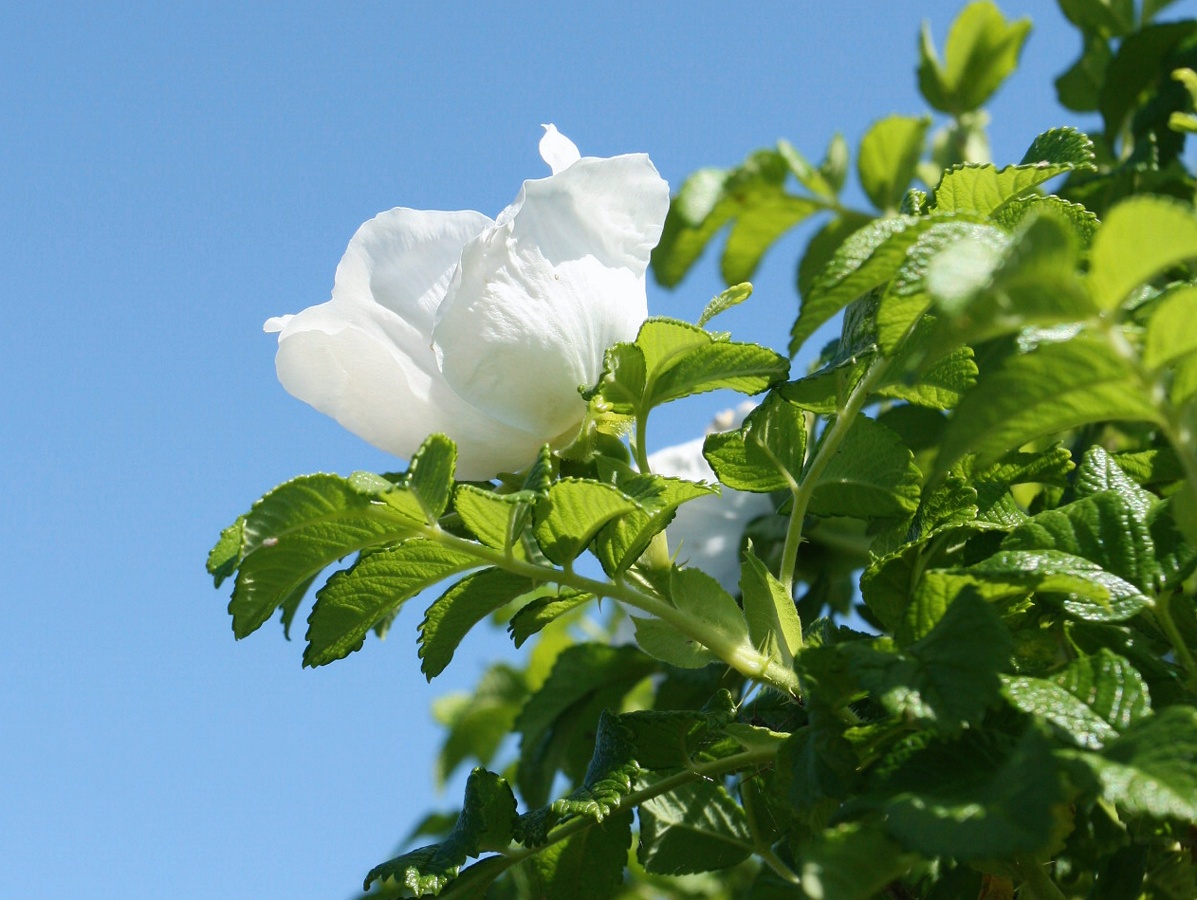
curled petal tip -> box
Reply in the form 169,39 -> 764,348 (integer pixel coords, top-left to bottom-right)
263,315 -> 292,334
539,124 -> 581,175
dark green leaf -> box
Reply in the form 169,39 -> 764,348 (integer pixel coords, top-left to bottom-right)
507,589 -> 593,649
796,822 -> 913,900
420,568 -> 536,679
304,540 -> 478,667
207,516 -> 244,588
364,768 -> 517,896
528,811 -> 632,900
435,664 -> 527,785
846,589 -> 1010,732
637,779 -> 753,874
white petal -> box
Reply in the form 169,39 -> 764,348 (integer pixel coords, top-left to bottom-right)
432,150 -> 669,437
266,206 -> 551,478
539,124 -> 581,175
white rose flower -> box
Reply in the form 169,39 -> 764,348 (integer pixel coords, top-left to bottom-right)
648,403 -> 776,592
264,125 -> 669,480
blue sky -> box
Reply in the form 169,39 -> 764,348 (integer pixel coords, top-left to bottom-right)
1,2 -> 1169,897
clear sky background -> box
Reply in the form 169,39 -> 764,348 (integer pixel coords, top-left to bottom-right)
3,2 -> 1182,898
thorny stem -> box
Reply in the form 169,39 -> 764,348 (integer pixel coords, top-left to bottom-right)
779,355 -> 892,593
427,525 -> 801,697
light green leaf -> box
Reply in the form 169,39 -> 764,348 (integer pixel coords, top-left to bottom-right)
991,194 -> 1099,246
674,167 -> 726,225
632,616 -> 718,669
936,334 -> 1160,478
931,128 -> 1095,216
419,568 -> 536,679
453,484 -> 530,556
1145,285 -> 1197,370
809,415 -> 922,519
1088,197 -> 1197,311
698,282 -> 753,328
917,1 -> 1031,115
434,663 -> 527,785
533,479 -> 639,566
1065,706 -> 1197,822
740,548 -> 803,665
703,392 -> 807,492
847,589 -> 1010,732
407,433 -> 457,520
876,343 -> 978,410
652,194 -> 736,289
670,567 -> 752,648
858,115 -> 931,212
723,194 -> 820,283
229,474 -> 427,639
637,779 -> 753,874
364,768 -> 517,896
778,138 -> 838,200
303,540 -> 478,667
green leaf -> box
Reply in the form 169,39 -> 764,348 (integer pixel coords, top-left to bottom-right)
515,644 -> 657,808
1059,0 -> 1134,37
507,589 -> 592,649
1088,197 -> 1197,311
453,485 -> 530,556
1003,490 -> 1158,593
858,115 -> 931,212
1064,706 -> 1197,822
792,214 -> 970,355
846,589 -> 1010,732
669,566 -> 752,649
698,282 -> 753,328
419,568 -> 536,679
797,822 -> 913,900
808,415 -> 922,519
990,194 -> 1099,246
936,334 -> 1160,478
407,433 -> 457,520
1145,285 -> 1197,370
1003,649 -> 1149,751
868,726 -> 1065,860
637,779 -> 753,875
364,768 -> 517,896
632,616 -> 719,669
917,1 -> 1031,115
303,540 -> 478,667
1075,445 -> 1156,516
207,515 -> 244,588
1099,20 -> 1197,142
1056,31 -> 1112,112
740,547 -> 803,666
652,192 -> 736,289
876,344 -> 978,410
702,392 -> 807,492
967,549 -> 1152,622
528,811 -> 632,900
723,194 -> 820,283
931,128 -> 1095,216
533,479 -> 639,566
434,856 -> 516,900
229,474 -> 426,639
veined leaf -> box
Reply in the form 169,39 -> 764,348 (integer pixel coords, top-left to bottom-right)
917,1 -> 1031,115
798,822 -> 914,900
703,392 -> 807,492
741,548 -> 804,666
419,569 -> 536,679
228,474 -> 427,639
858,115 -> 931,212
303,540 -> 479,667
936,334 -> 1160,478
1087,197 -> 1197,311
632,616 -> 718,669
528,811 -> 632,900
809,415 -> 922,519
698,282 -> 753,328
207,516 -> 244,588
453,485 -> 530,557
637,779 -> 753,875
364,768 -> 517,896
1003,676 -> 1119,750
1064,706 -> 1197,822
507,589 -> 593,649
931,128 -> 1096,216
406,433 -> 457,520
533,479 -> 639,566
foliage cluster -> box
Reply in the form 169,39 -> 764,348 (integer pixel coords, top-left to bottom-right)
211,2 -> 1197,897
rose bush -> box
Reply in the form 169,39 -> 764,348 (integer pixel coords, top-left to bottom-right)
264,125 -> 669,479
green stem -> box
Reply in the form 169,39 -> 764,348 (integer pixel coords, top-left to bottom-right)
779,355 -> 891,592
428,525 -> 801,696
1011,856 -> 1067,900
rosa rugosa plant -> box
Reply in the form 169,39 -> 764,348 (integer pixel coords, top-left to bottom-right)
264,125 -> 669,479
